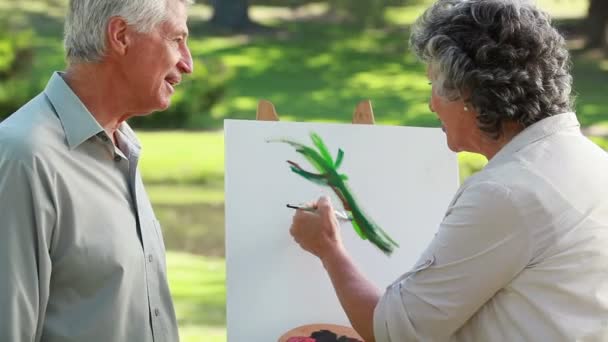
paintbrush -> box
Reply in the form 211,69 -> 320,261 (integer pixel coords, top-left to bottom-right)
286,204 -> 353,222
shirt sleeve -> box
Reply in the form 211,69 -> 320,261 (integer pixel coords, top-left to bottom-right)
0,154 -> 54,341
374,180 -> 532,341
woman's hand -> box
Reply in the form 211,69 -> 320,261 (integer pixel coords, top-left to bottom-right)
290,197 -> 379,342
290,196 -> 345,261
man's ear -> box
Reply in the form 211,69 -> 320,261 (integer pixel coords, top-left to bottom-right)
106,16 -> 130,57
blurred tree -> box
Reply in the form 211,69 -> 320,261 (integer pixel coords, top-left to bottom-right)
0,12 -> 36,120
44,0 -> 67,8
585,0 -> 608,49
329,0 -> 421,28
210,0 -> 255,31
330,0 -> 387,27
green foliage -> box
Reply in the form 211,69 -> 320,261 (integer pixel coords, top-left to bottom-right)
0,73 -> 40,118
457,152 -> 488,184
330,0 -> 389,27
329,0 -> 425,27
198,23 -> 434,129
128,58 -> 234,129
0,3 -> 234,126
166,252 -> 226,341
0,16 -> 36,118
3,1 -> 607,130
0,10 -> 32,74
590,136 -> 608,150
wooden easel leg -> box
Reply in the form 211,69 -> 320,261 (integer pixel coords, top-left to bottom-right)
352,100 -> 375,124
256,100 -> 280,121
255,99 -> 375,124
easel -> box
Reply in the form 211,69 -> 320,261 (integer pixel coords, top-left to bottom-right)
255,99 -> 376,124
255,98 -> 369,342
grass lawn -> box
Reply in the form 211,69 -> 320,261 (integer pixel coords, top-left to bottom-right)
138,131 -> 225,185
167,252 -> 226,342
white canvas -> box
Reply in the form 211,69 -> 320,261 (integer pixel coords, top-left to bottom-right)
224,119 -> 459,341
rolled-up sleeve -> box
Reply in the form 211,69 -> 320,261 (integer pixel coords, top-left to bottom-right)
374,181 -> 531,341
0,152 -> 54,341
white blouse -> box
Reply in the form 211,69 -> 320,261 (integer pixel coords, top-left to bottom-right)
374,113 -> 608,341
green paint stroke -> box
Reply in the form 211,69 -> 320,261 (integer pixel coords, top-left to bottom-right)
270,132 -> 399,256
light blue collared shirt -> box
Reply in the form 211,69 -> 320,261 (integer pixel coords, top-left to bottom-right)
0,72 -> 179,341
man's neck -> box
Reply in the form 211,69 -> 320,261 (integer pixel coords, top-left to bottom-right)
63,63 -> 131,142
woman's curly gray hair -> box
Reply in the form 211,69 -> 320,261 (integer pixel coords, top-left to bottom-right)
410,0 -> 573,138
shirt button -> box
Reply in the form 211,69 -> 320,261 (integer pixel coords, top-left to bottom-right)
154,308 -> 160,317
113,155 -> 121,162
148,254 -> 153,263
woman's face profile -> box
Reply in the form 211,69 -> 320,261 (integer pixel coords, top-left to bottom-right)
427,67 -> 478,153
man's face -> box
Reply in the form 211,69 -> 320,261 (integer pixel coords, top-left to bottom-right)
122,1 -> 193,114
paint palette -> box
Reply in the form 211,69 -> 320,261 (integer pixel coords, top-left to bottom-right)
278,324 -> 363,342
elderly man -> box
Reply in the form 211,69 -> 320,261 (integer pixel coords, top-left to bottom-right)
0,0 -> 193,341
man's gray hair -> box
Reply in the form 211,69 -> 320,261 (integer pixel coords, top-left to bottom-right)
410,0 -> 573,138
64,0 -> 192,63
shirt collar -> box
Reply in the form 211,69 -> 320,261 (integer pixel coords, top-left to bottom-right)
487,112 -> 581,167
44,72 -> 104,149
117,121 -> 142,152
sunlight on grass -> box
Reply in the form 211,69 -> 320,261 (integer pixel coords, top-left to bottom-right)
0,0 -> 65,17
232,96 -> 259,111
346,68 -> 430,92
458,152 -> 488,184
385,3 -> 432,26
147,184 -> 224,205
384,0 -> 588,26
167,252 -> 226,342
202,22 -> 438,126
188,36 -> 251,56
590,136 -> 608,150
250,3 -> 330,25
187,3 -> 212,21
180,325 -> 226,342
137,130 -> 224,184
306,53 -> 333,68
535,0 -> 588,19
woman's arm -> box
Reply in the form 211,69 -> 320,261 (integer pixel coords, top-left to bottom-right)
290,196 -> 380,341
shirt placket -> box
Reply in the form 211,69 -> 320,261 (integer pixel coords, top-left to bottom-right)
98,131 -> 167,341
124,140 -> 168,342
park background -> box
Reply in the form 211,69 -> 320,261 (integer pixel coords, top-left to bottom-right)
1,0 -> 607,340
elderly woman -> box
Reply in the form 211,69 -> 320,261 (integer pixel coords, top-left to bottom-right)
289,0 -> 608,341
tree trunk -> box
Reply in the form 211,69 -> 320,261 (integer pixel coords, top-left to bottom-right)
210,0 -> 253,32
585,0 -> 608,49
